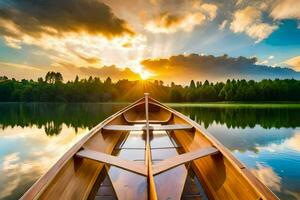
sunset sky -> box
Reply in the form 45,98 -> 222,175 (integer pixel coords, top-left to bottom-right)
0,0 -> 300,84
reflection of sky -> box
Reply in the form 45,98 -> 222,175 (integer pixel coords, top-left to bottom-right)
1,105 -> 300,200
206,124 -> 300,200
0,124 -> 88,200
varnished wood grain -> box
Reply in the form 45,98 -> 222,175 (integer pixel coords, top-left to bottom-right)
152,147 -> 219,175
21,97 -> 145,200
76,149 -> 147,176
21,95 -> 279,200
103,124 -> 193,131
148,97 -> 279,200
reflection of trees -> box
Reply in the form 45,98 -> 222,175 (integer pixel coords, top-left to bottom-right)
173,106 -> 300,153
0,103 -> 125,134
174,107 -> 300,129
1,103 -> 300,136
44,121 -> 62,136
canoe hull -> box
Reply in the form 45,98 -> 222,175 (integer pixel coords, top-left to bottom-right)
21,96 -> 278,200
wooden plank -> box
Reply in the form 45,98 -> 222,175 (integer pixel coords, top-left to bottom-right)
76,149 -> 147,177
125,119 -> 170,124
103,124 -> 193,131
103,125 -> 142,131
151,124 -> 193,131
152,147 -> 219,175
123,112 -> 173,125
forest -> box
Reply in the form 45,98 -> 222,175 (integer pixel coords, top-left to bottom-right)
1,71 -> 300,102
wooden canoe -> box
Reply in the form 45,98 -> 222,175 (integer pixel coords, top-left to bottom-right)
21,94 -> 279,200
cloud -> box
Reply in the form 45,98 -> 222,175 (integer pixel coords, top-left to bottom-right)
0,61 -> 42,71
0,59 -> 142,81
199,3 -> 218,20
0,0 -> 148,76
284,56 -> 300,71
0,61 -> 46,80
145,12 -> 206,33
219,20 -> 228,30
54,62 -> 141,81
0,0 -> 133,39
270,0 -> 300,20
145,2 -> 217,34
230,6 -> 277,42
0,12 -> 147,78
141,54 -> 300,83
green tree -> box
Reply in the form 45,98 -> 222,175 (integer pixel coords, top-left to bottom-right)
190,80 -> 196,89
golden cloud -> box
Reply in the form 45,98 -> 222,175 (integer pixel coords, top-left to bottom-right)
0,0 -> 134,39
230,6 -> 277,42
54,62 -> 141,81
0,0 -> 149,75
270,0 -> 300,20
141,54 -> 300,83
284,56 -> 300,71
145,12 -> 206,33
0,59 -> 142,81
145,2 -> 217,34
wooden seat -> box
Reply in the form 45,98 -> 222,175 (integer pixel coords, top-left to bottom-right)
76,149 -> 147,176
102,124 -> 193,132
123,113 -> 173,125
152,147 -> 219,175
128,120 -> 170,124
102,125 -> 142,131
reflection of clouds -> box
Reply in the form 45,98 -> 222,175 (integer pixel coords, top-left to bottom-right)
251,162 -> 300,200
286,191 -> 300,200
0,153 -> 21,198
257,130 -> 300,153
0,175 -> 20,199
251,163 -> 281,192
208,123 -> 296,153
0,152 -> 46,199
0,124 -> 88,199
286,132 -> 300,152
2,153 -> 20,172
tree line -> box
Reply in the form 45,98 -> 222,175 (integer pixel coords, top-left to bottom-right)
1,72 -> 300,102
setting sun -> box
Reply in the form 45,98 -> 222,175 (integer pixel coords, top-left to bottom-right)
1,1 -> 300,200
139,70 -> 152,80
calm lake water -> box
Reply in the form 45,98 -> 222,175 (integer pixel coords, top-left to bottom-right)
0,103 -> 300,200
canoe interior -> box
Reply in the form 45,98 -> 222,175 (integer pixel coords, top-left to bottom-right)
21,97 -> 278,200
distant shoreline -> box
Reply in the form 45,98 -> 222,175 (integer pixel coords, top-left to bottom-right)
1,101 -> 300,108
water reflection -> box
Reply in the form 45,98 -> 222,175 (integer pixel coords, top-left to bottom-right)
175,106 -> 300,129
0,103 -> 125,135
0,103 -> 300,200
0,103 -> 126,200
0,125 -> 88,200
173,106 -> 300,200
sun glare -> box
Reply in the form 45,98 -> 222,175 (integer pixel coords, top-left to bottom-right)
140,70 -> 152,80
